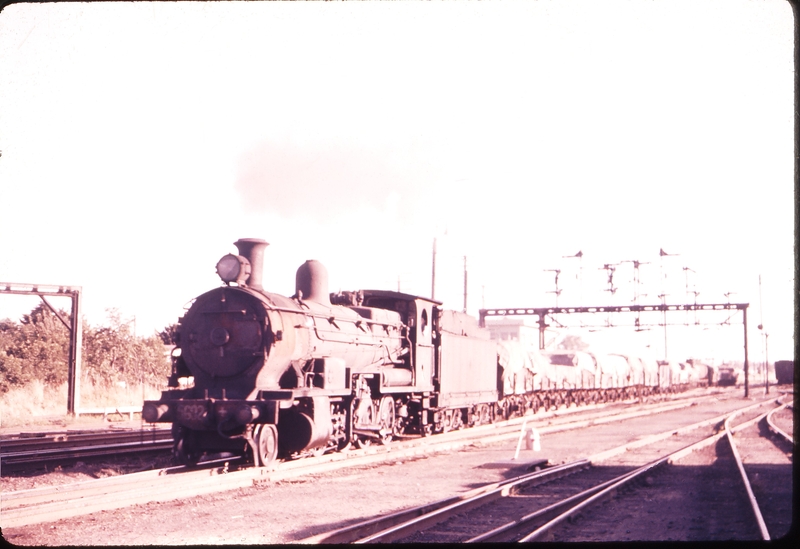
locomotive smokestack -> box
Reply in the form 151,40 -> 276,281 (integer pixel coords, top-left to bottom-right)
233,238 -> 269,291
296,260 -> 330,305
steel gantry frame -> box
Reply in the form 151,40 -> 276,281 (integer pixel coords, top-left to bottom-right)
479,302 -> 754,397
1,283 -> 83,414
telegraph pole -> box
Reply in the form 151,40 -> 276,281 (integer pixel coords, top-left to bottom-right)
759,274 -> 769,395
431,237 -> 437,300
463,256 -> 468,313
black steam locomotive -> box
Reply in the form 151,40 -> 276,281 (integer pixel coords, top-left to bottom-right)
143,238 -> 497,466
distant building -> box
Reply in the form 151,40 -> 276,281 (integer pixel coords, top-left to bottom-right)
484,317 -> 541,348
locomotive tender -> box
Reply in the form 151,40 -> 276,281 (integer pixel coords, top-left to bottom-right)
143,238 -> 693,466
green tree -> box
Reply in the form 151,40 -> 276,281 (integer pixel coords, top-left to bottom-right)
82,308 -> 170,388
1,305 -> 171,393
158,323 -> 179,346
0,304 -> 71,392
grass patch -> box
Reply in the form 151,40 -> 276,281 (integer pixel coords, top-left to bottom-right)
0,380 -> 164,429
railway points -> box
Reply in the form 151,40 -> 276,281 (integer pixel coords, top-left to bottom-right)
297,397 -> 788,543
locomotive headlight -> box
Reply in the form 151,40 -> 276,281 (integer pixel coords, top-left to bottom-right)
216,254 -> 251,285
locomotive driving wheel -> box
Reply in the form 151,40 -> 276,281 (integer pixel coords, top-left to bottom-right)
378,396 -> 395,444
253,424 -> 278,467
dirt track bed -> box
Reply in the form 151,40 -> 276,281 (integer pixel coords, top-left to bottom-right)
547,413 -> 793,542
2,390 -> 786,545
549,441 -> 764,541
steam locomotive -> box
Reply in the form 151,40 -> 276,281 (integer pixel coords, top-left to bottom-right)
143,238 -> 693,466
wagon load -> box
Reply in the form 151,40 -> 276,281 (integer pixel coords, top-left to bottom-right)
540,350 -> 597,390
496,340 -> 543,396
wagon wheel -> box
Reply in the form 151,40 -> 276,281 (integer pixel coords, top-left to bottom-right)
253,424 -> 278,467
442,409 -> 452,433
451,409 -> 461,429
378,396 -> 395,445
480,403 -> 492,425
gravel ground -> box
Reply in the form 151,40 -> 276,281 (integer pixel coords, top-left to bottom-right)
2,388 -> 788,545
547,400 -> 794,542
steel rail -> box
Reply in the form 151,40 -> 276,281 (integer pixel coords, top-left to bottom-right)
1,439 -> 175,469
0,457 -> 246,527
1,428 -> 172,451
306,460 -> 591,545
765,398 -> 793,444
517,401 -> 778,542
468,391 -> 727,450
1,429 -> 174,471
488,401 -> 777,543
289,390 -> 721,474
480,461 -> 665,543
298,397 -> 777,544
0,390 -> 756,530
725,409 -> 771,540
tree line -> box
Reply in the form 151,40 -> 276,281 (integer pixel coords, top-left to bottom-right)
0,304 -> 175,393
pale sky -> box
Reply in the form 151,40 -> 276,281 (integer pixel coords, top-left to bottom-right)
0,0 -> 794,363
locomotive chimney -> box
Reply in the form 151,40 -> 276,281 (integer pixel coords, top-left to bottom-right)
233,238 -> 269,291
296,260 -> 331,305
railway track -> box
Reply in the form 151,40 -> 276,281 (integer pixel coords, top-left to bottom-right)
0,386 -> 724,476
766,398 -> 793,443
732,398 -> 794,539
1,390 -> 730,528
296,397 -> 787,543
0,427 -> 173,472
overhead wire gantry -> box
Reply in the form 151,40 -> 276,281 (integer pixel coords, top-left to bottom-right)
0,283 -> 83,414
478,302 -> 754,397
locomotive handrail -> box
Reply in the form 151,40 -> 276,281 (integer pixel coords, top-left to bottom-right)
260,301 -> 404,329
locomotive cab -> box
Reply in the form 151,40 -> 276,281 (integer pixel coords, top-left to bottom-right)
360,291 -> 438,391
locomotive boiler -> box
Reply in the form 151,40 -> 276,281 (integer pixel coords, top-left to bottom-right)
143,238 -> 497,466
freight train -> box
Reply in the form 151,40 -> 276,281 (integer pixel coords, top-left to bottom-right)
143,239 -> 700,466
